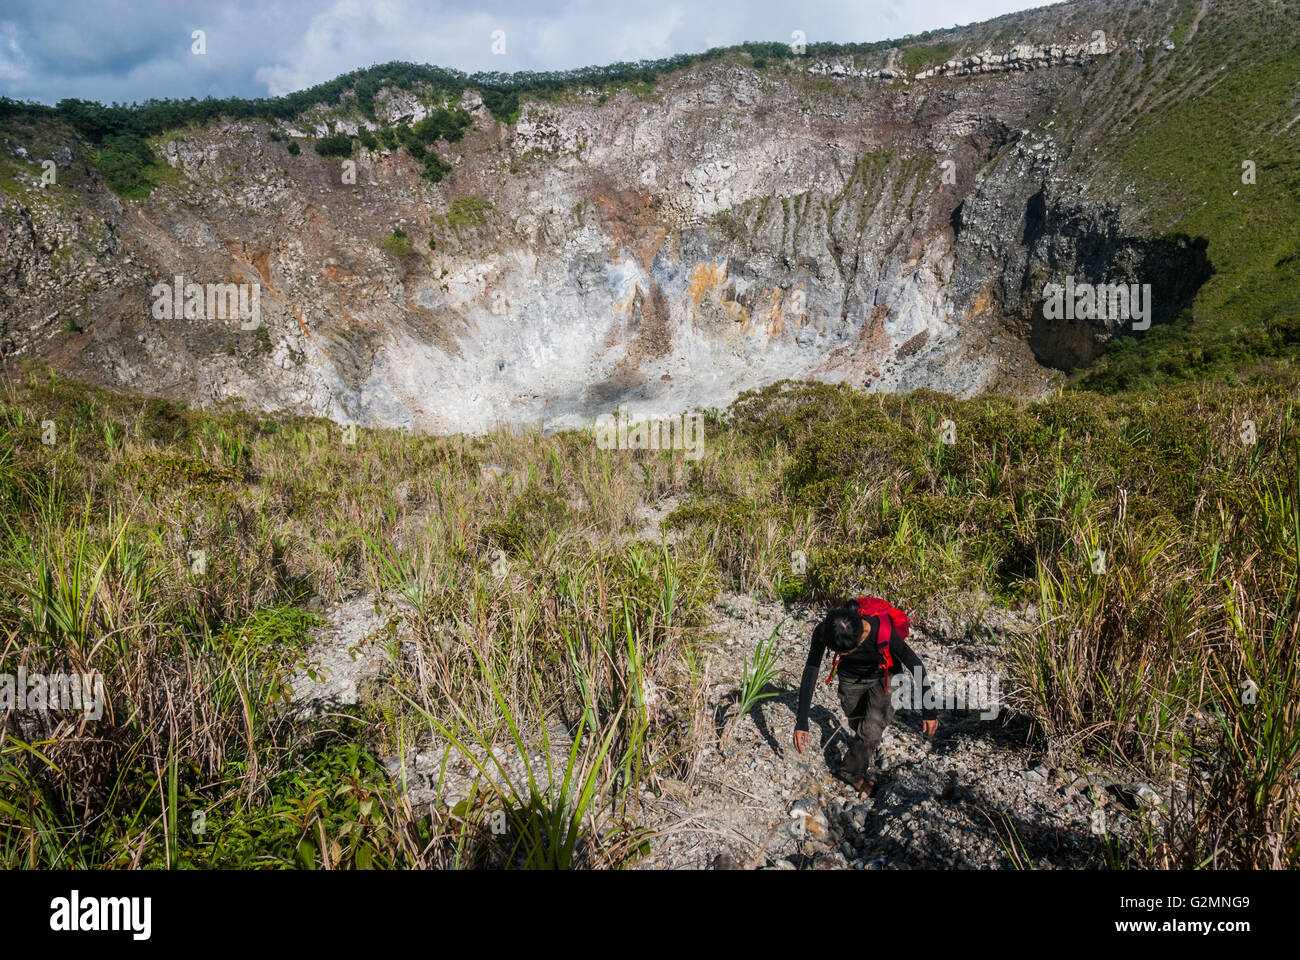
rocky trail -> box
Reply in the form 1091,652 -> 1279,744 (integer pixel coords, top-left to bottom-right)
636,591 -> 1142,870
287,520 -> 1160,869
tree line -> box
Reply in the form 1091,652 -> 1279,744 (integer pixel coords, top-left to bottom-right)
0,31 -> 959,136
0,31 -> 960,195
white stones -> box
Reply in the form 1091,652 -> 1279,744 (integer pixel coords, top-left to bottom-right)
289,593 -> 388,719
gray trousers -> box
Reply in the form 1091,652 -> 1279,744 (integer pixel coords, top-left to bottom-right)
837,674 -> 894,783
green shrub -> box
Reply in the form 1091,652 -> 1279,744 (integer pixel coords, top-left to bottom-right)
381,227 -> 410,257
413,107 -> 472,144
93,132 -> 158,199
420,152 -> 452,182
433,194 -> 493,233
482,488 -> 569,555
313,132 -> 353,157
479,87 -> 520,124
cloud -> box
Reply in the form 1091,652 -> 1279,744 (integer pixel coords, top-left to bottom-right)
0,21 -> 30,85
0,0 -> 1041,105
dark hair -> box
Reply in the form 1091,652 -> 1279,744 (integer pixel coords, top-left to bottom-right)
824,607 -> 864,654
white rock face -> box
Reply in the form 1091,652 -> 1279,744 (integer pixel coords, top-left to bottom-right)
907,35 -> 1116,80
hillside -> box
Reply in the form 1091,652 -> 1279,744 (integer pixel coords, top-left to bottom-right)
2,366 -> 1296,868
2,0 -> 1297,430
1,0 -> 1299,873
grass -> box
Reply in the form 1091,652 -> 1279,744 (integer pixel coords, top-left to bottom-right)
433,195 -> 494,238
1065,0 -> 1300,390
0,369 -> 715,868
899,42 -> 961,76
381,227 -> 411,258
732,620 -> 786,733
1,363 -> 1298,868
1,0 -> 1297,870
402,646 -> 642,868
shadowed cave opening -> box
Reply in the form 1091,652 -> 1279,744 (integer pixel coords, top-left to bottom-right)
1018,189 -> 1214,370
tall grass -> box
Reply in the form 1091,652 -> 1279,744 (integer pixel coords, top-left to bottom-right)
2,368 -> 1297,867
729,620 -> 785,740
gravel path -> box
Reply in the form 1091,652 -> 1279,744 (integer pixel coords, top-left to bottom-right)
635,592 -> 1151,870
292,585 -> 1159,869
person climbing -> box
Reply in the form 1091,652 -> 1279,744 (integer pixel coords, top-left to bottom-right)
791,598 -> 938,795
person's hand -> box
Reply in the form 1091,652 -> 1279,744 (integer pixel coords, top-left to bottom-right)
922,719 -> 939,740
792,729 -> 808,754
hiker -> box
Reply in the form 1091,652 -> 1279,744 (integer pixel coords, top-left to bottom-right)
791,598 -> 938,794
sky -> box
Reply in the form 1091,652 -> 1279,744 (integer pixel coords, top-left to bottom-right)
0,0 -> 1046,105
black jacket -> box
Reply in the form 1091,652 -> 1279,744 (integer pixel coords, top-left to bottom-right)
794,615 -> 937,730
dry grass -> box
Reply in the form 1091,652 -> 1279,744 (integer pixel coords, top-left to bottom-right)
1,368 -> 1297,868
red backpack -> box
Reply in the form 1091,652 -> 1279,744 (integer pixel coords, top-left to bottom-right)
825,597 -> 911,691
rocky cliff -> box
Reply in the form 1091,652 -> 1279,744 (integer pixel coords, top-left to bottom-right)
2,0 -> 1286,432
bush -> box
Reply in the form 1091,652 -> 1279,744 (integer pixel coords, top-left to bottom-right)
313,133 -> 353,157
381,228 -> 410,257
420,152 -> 452,183
393,124 -> 425,159
478,87 -> 519,124
413,107 -> 472,144
434,194 -> 493,233
93,132 -> 158,198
